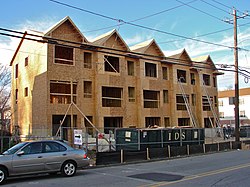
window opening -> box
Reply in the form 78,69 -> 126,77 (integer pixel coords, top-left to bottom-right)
190,73 -> 195,85
202,96 -> 212,111
145,117 -> 160,128
84,52 -> 92,68
229,97 -> 235,105
104,117 -> 122,134
55,45 -> 73,65
25,57 -> 28,66
240,110 -> 246,117
128,87 -> 135,102
177,69 -> 186,83
127,61 -> 134,76
15,89 -> 18,104
203,74 -> 210,86
102,87 -> 122,107
164,117 -> 170,127
162,67 -> 168,80
163,90 -> 168,103
143,90 -> 160,108
213,77 -> 217,87
15,64 -> 18,78
84,81 -> 92,98
178,118 -> 190,126
204,118 -> 214,128
176,94 -> 189,110
24,87 -> 28,97
104,55 -> 119,73
50,81 -> 77,104
145,62 -> 157,78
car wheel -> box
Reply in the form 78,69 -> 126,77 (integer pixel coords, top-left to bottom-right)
0,167 -> 7,185
61,161 -> 76,177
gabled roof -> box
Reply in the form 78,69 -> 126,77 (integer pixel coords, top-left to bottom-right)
192,55 -> 216,68
167,48 -> 191,61
192,55 -> 223,75
130,39 -> 165,57
91,29 -> 130,51
44,16 -> 88,43
192,55 -> 211,62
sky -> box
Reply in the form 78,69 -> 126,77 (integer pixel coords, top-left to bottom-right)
0,0 -> 250,90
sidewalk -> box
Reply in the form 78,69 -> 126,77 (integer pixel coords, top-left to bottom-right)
205,136 -> 250,144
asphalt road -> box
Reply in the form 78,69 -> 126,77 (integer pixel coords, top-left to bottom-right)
4,149 -> 250,187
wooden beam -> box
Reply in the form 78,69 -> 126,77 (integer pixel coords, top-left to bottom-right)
10,31 -> 27,66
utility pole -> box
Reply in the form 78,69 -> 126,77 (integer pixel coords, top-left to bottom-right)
225,8 -> 248,144
225,8 -> 248,145
233,8 -> 240,143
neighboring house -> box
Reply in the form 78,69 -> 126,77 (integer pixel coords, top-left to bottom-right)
218,88 -> 250,127
10,16 -> 221,139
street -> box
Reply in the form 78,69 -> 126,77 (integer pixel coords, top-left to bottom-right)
3,149 -> 250,187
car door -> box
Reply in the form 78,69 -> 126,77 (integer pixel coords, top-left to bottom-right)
11,142 -> 44,175
43,141 -> 68,171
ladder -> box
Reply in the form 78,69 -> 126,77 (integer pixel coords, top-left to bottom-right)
178,78 -> 198,127
198,71 -> 220,128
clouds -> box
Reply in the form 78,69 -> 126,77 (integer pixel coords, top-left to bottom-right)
0,37 -> 19,66
124,33 -> 153,46
0,17 -> 58,67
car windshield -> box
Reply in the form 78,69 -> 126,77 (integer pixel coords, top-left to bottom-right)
2,142 -> 27,155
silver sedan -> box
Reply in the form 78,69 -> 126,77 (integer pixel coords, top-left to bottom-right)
0,140 -> 90,184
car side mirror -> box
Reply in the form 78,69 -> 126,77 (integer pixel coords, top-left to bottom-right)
17,151 -> 24,156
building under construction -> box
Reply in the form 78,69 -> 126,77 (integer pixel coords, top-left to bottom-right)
10,16 -> 222,138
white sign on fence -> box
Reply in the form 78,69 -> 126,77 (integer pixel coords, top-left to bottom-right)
74,129 -> 83,145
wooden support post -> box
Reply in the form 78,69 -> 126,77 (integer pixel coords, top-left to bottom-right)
121,149 -> 124,163
147,148 -> 150,160
168,145 -> 171,158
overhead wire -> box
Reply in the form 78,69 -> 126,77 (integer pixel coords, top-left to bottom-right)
211,0 -> 250,17
48,0 -> 248,51
200,0 -> 230,14
3,28 -> 250,82
129,0 -> 199,22
159,21 -> 250,45
0,27 -> 238,65
175,0 -> 226,22
0,28 -> 220,71
55,0 -> 199,34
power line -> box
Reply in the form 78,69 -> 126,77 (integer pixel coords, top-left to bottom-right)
3,28 -> 250,81
49,0 -> 121,22
130,0 -> 199,22
0,28 -> 221,71
200,0 -> 230,14
211,0 -> 231,10
211,0 -> 250,17
175,0 -> 225,22
71,0 -> 199,34
160,21 -> 250,45
159,27 -> 233,44
48,0 -> 238,50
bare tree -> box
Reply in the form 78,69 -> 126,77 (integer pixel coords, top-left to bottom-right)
0,64 -> 11,132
